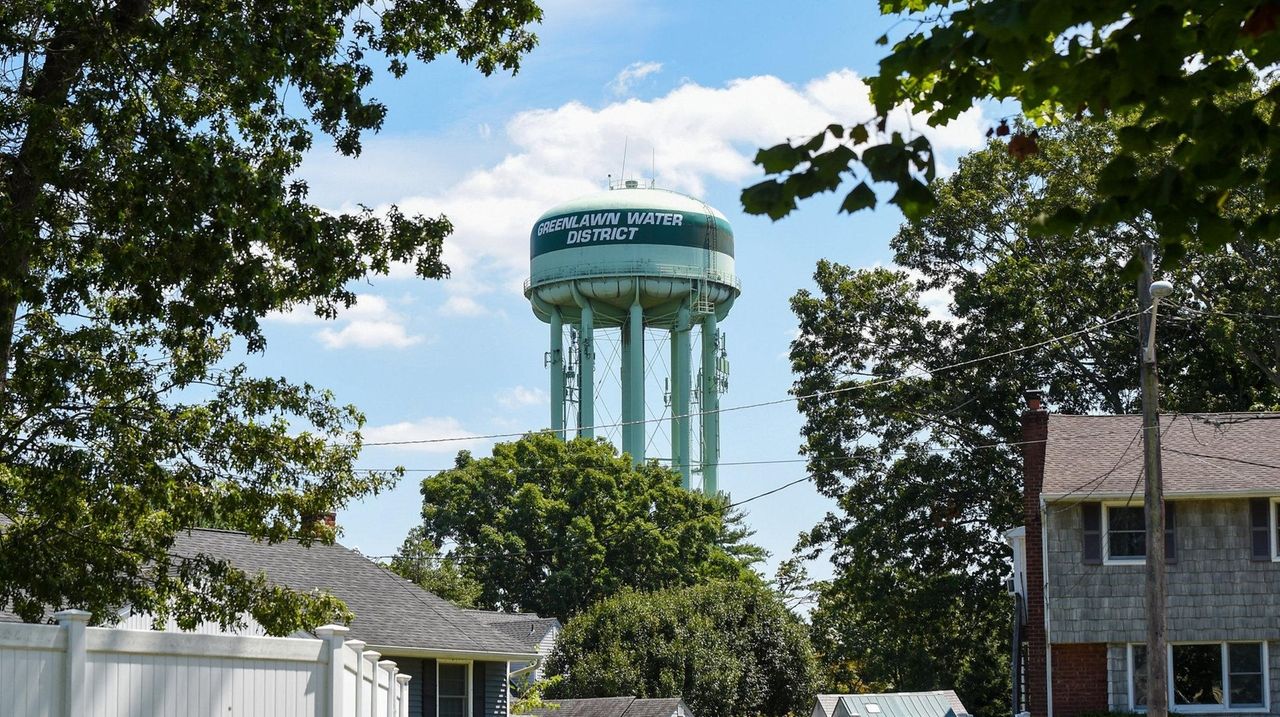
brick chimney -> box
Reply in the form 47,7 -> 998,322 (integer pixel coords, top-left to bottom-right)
1021,390 -> 1049,717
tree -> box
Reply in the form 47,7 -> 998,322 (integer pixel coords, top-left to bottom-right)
741,1 -> 1280,266
0,0 -> 540,632
412,433 -> 764,621
544,581 -> 818,717
388,526 -> 483,608
788,120 -> 1280,717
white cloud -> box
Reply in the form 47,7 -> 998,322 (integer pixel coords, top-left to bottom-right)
362,417 -> 483,454
265,294 -> 425,349
497,385 -> 547,409
439,295 -> 488,317
317,320 -> 422,349
608,61 -> 663,95
377,70 -> 988,313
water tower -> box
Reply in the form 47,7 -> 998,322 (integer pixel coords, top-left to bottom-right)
525,182 -> 739,495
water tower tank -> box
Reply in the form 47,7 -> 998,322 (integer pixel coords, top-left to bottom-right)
525,182 -> 739,494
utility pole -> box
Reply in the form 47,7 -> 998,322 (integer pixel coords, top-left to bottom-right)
1138,243 -> 1168,717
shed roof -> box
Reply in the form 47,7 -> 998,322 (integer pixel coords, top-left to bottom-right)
1042,413 -> 1280,500
831,691 -> 969,717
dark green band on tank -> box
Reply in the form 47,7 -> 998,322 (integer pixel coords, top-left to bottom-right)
530,209 -> 734,258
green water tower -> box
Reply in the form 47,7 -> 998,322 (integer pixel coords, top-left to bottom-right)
525,181 -> 739,495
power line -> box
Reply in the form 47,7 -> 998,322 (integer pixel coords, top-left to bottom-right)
348,430 -> 1131,474
362,312 -> 1140,447
367,472 -> 816,564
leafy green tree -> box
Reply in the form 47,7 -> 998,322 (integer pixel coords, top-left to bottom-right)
413,433 -> 764,620
0,0 -> 539,632
789,120 -> 1280,717
545,581 -> 817,717
389,526 -> 483,608
741,1 -> 1280,265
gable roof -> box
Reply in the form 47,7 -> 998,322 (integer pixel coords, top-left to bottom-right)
462,609 -> 560,647
524,697 -> 690,717
1042,413 -> 1280,500
814,695 -> 842,717
825,692 -> 969,717
167,528 -> 536,659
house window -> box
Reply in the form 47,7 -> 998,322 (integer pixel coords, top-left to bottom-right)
1129,642 -> 1268,711
438,661 -> 470,717
1249,498 -> 1278,561
1105,504 -> 1146,563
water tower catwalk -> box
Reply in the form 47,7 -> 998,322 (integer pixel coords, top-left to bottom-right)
524,182 -> 739,495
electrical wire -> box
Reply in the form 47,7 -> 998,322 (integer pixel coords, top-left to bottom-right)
361,311 -> 1141,447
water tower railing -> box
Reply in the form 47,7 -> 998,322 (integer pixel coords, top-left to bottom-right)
524,260 -> 741,294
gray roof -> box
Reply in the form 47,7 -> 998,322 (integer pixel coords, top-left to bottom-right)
168,528 -> 535,657
815,695 -> 841,717
462,609 -> 560,647
1042,413 -> 1280,499
828,692 -> 969,717
525,697 -> 689,717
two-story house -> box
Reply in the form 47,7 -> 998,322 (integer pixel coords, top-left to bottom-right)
1009,394 -> 1280,717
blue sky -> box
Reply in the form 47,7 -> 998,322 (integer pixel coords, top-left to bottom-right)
254,0 -> 991,583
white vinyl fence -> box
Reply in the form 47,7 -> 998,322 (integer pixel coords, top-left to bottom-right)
0,610 -> 409,717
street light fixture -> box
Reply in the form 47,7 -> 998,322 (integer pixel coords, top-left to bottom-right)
1144,280 -> 1174,364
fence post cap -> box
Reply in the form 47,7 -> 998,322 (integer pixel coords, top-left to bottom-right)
377,659 -> 398,670
53,609 -> 91,623
314,624 -> 350,638
363,650 -> 383,662
396,674 -> 412,685
346,639 -> 368,651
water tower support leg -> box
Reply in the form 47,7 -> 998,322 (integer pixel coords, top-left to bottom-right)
700,313 -> 719,496
549,306 -> 565,439
621,296 -> 645,464
575,292 -> 595,439
671,299 -> 692,489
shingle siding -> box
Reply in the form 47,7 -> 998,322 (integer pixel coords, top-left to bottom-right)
1046,498 -> 1280,643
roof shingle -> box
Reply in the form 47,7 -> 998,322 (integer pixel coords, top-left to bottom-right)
1042,413 -> 1280,499
168,528 -> 535,657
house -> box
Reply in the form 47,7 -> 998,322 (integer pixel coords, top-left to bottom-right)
523,696 -> 692,717
1009,394 -> 1280,717
463,609 -> 561,681
811,692 -> 970,717
117,527 -> 539,717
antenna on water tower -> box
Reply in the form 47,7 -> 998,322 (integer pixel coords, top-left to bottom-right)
621,137 -> 629,183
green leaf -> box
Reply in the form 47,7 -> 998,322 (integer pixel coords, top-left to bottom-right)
839,182 -> 878,214
754,142 -> 807,174
741,180 -> 798,220
889,179 -> 937,220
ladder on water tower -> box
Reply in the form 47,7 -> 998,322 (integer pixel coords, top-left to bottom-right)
693,202 -> 717,315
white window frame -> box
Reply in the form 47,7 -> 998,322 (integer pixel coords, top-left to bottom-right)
1103,501 -> 1147,565
437,659 -> 473,717
1270,498 -> 1280,562
1127,641 -> 1271,713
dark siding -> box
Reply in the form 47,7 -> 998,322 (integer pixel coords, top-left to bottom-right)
473,661 -> 486,717
400,659 -> 424,717
422,658 -> 438,717
482,661 -> 508,717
